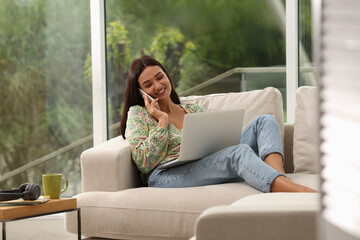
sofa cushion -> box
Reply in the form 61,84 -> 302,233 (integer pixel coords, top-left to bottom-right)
194,192 -> 320,240
231,191 -> 320,208
285,173 -> 320,191
293,87 -> 320,173
65,182 -> 260,240
180,87 -> 284,142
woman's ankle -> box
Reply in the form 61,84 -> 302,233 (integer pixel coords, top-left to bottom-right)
264,153 -> 286,175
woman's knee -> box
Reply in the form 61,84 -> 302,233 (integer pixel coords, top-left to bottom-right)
255,114 -> 278,127
256,114 -> 275,122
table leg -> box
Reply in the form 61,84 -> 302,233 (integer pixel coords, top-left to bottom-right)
2,221 -> 6,240
77,209 -> 81,240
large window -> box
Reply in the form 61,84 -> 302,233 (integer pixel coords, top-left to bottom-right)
104,0 -> 287,136
0,0 -> 91,196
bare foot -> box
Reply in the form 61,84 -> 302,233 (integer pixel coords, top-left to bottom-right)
270,176 -> 318,192
300,185 -> 318,193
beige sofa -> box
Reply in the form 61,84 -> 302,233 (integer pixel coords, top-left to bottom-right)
65,86 -> 320,240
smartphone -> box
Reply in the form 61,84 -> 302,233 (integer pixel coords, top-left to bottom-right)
138,88 -> 160,108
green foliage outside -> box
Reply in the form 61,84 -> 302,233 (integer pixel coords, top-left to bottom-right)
104,0 -> 289,129
142,25 -> 209,94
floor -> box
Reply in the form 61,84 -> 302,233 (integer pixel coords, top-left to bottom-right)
1,213 -> 106,240
1,215 -> 77,240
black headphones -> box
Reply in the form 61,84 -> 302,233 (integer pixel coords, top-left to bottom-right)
0,183 -> 41,201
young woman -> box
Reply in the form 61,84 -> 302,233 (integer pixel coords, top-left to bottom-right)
120,55 -> 316,193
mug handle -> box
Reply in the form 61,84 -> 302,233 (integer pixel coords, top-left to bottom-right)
61,177 -> 68,193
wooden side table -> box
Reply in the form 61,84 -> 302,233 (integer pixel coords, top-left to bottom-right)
0,198 -> 80,240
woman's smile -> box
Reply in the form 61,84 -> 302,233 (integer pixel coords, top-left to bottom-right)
155,88 -> 166,97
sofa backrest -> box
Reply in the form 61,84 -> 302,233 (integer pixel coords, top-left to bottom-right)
293,86 -> 320,173
180,87 -> 285,145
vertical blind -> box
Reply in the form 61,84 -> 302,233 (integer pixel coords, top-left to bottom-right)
319,0 -> 360,238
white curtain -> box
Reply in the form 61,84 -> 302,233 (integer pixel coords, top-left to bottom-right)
318,0 -> 360,238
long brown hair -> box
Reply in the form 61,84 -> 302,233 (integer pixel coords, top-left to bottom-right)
120,55 -> 180,138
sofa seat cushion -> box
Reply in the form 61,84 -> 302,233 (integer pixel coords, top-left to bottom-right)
231,191 -> 319,208
194,192 -> 320,240
66,182 -> 260,240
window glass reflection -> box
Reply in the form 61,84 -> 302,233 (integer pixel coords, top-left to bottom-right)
0,0 -> 91,196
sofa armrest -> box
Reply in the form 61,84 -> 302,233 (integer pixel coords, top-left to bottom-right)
194,193 -> 319,240
81,136 -> 142,192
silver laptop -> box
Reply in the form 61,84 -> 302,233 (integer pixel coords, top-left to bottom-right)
158,108 -> 245,169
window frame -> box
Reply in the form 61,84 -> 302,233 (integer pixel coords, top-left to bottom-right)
90,0 -> 108,145
286,0 -> 299,124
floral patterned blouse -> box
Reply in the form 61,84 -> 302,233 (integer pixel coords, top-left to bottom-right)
125,103 -> 206,175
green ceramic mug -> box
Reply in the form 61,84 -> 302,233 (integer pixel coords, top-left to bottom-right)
42,173 -> 68,199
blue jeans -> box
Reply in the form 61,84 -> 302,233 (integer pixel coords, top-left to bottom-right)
148,114 -> 284,193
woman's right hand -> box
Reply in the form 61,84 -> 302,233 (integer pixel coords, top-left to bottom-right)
143,95 -> 169,129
